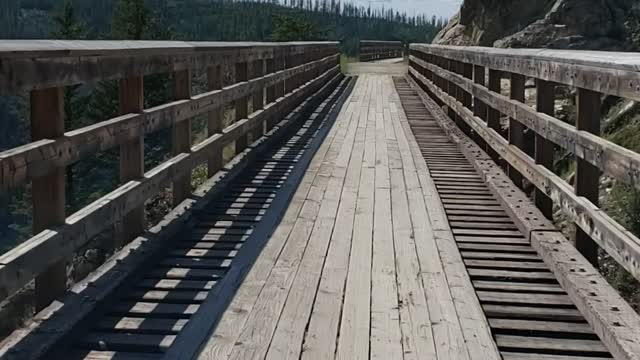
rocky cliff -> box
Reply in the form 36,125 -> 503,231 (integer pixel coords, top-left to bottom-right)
434,0 -> 639,50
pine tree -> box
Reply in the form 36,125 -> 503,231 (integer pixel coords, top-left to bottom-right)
51,0 -> 87,212
112,0 -> 149,40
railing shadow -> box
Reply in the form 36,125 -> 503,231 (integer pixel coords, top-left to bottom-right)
62,77 -> 355,359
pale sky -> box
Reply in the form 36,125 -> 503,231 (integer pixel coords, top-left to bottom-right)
352,0 -> 462,19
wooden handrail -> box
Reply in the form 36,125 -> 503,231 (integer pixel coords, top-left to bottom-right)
408,44 -> 640,284
0,41 -> 338,93
412,44 -> 640,101
0,41 -> 340,310
0,54 -> 338,189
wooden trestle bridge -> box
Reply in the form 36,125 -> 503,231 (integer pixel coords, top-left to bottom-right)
0,40 -> 639,360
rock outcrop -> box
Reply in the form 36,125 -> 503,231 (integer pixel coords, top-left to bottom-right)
434,0 -> 638,50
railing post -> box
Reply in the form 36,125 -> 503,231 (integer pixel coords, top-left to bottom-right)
535,79 -> 555,219
486,69 -> 502,163
117,76 -> 145,247
207,64 -> 223,178
265,56 -> 276,131
509,73 -> 525,188
575,88 -> 602,266
31,87 -> 66,311
473,65 -> 486,119
275,50 -> 285,100
473,64 -> 488,149
172,69 -> 192,205
252,58 -> 265,139
462,62 -> 474,137
446,59 -> 458,123
235,61 -> 249,154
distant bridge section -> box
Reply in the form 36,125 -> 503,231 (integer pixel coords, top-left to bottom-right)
359,40 -> 403,62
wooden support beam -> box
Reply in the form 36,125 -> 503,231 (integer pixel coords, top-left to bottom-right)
487,70 -> 501,132
207,64 -> 223,178
575,88 -> 602,267
473,65 -> 488,151
117,76 -> 145,248
265,57 -> 277,131
31,87 -> 66,311
473,65 -> 486,120
509,73 -> 525,188
235,62 -> 249,154
251,59 -> 265,140
535,79 -> 555,219
172,69 -> 192,205
487,69 -> 502,161
447,59 -> 458,123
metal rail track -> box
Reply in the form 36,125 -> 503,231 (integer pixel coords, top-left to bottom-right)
36,77 -> 354,360
394,77 -> 614,360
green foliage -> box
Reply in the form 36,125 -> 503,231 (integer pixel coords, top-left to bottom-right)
112,0 -> 149,39
51,0 -> 84,39
272,14 -> 320,41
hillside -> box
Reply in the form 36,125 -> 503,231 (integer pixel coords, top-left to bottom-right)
434,0 -> 639,50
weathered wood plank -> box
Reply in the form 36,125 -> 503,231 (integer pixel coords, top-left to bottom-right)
336,82 -> 375,359
411,44 -> 640,101
301,81 -> 363,360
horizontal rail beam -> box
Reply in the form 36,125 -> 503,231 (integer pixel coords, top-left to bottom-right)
412,44 -> 640,101
0,41 -> 338,93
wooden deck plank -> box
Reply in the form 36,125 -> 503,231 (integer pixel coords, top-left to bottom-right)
299,77 -> 367,360
265,76 -> 363,360
370,76 -> 402,360
223,88 -> 351,360
336,77 -> 376,360
390,168 -> 437,360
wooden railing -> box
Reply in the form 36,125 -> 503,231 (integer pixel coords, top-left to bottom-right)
0,40 -> 340,311
359,40 -> 403,62
409,44 -> 640,359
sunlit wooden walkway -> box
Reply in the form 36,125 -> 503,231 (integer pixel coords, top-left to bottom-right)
196,73 -> 500,360
3,41 -> 640,360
